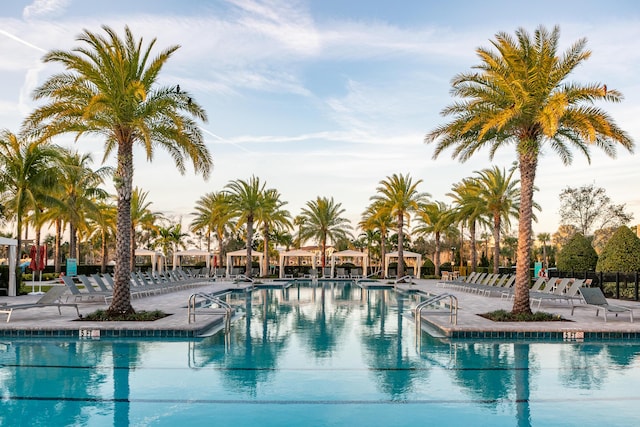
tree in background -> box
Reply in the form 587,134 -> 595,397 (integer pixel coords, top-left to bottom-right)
225,176 -> 267,278
371,173 -> 429,278
0,130 -> 60,268
596,226 -> 640,273
299,196 -> 352,269
413,201 -> 456,276
556,233 -> 598,272
537,232 -> 551,268
559,184 -> 633,236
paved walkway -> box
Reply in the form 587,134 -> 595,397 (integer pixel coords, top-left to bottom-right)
1,279 -> 638,339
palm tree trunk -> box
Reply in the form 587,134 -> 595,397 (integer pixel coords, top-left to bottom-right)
512,153 -> 537,315
109,139 -> 134,315
493,213 -> 501,274
130,223 -> 136,273
246,215 -> 254,277
54,219 -> 61,273
69,224 -> 77,264
101,229 -> 108,273
434,231 -> 441,276
470,220 -> 477,272
397,213 -> 405,277
380,230 -> 387,278
262,224 -> 269,277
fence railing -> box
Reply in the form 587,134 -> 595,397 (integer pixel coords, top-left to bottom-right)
550,270 -> 640,301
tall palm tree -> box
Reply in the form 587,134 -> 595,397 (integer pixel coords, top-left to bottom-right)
88,201 -> 117,273
360,200 -> 394,277
256,189 -> 291,277
413,201 -> 456,276
473,166 -> 521,274
225,176 -> 266,277
426,26 -> 633,314
537,232 -> 551,269
0,130 -> 59,270
130,188 -> 161,267
293,215 -> 306,249
54,150 -> 111,261
371,173 -> 429,277
299,196 -> 352,269
447,178 -> 488,273
25,26 -> 212,315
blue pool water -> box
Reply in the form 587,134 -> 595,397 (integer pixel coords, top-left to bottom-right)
1,284 -> 640,426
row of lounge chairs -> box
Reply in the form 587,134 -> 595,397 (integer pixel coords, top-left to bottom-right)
62,270 -> 209,303
439,272 -> 634,322
438,272 -> 516,297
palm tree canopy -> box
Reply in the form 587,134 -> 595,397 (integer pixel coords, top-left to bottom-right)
371,173 -> 430,227
425,25 -> 633,161
299,196 -> 353,249
25,25 -> 213,177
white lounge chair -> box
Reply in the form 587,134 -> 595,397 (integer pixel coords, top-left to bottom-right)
571,287 -> 634,322
0,286 -> 80,322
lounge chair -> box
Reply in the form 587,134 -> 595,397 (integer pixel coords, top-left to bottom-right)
0,286 -> 80,322
62,276 -> 111,303
571,287 -> 634,322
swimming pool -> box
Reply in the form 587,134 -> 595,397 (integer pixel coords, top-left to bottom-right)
1,284 -> 640,426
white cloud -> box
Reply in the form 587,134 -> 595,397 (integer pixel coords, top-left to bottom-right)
23,0 -> 70,19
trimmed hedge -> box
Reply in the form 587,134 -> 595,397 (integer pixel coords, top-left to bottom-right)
556,233 -> 597,271
596,226 -> 640,273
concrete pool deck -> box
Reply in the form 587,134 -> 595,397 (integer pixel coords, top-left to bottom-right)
1,278 -> 639,339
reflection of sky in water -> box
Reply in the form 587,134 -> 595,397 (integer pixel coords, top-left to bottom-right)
1,284 -> 640,426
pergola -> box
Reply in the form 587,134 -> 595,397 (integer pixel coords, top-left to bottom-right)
172,249 -> 213,270
135,249 -> 165,273
384,250 -> 422,278
0,237 -> 17,296
278,249 -> 318,278
330,249 -> 367,278
226,248 -> 264,277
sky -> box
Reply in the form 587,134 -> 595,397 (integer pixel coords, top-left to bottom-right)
2,0 -> 640,243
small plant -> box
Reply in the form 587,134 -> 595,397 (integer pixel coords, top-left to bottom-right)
79,309 -> 169,321
480,309 -> 565,322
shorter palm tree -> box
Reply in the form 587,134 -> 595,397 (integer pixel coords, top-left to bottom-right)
225,176 -> 266,277
371,173 -> 429,277
299,197 -> 352,269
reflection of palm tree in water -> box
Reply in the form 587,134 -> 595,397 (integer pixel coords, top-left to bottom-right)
514,344 -> 531,427
361,290 -> 420,398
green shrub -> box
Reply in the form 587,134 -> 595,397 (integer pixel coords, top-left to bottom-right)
422,258 -> 435,275
556,233 -> 597,271
596,226 -> 640,272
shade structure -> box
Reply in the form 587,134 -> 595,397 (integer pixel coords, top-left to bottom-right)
0,237 -> 18,296
278,249 -> 317,278
330,249 -> 367,278
135,249 -> 165,273
226,248 -> 265,277
172,249 -> 213,270
384,250 -> 422,278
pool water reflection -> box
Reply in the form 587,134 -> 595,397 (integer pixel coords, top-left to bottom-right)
1,284 -> 640,426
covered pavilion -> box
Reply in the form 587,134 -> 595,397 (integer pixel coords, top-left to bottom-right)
134,249 -> 165,273
0,237 -> 17,296
278,249 -> 318,278
384,250 -> 422,278
172,249 -> 214,271
330,249 -> 368,278
226,248 -> 265,277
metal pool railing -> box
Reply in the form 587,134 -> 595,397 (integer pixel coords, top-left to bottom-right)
414,293 -> 458,342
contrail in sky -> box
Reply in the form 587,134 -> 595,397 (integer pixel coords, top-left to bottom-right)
201,127 -> 253,153
0,29 -> 47,53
